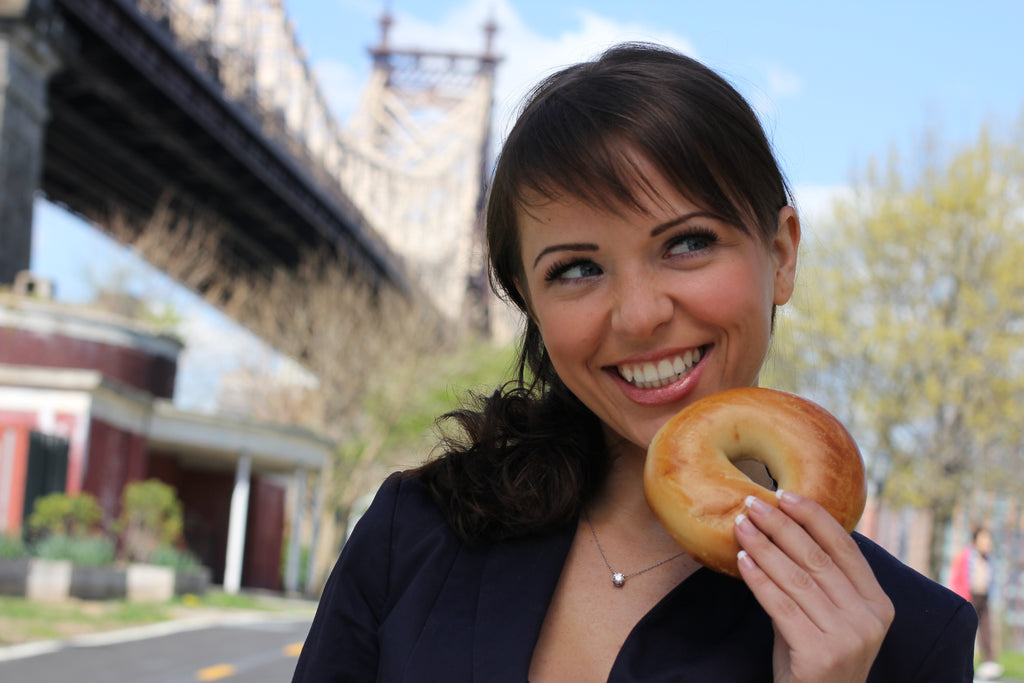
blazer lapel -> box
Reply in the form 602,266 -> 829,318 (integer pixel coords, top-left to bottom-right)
473,523 -> 576,681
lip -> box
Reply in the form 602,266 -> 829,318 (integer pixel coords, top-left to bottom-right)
605,345 -> 710,407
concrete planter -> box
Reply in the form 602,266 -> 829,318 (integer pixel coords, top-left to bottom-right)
0,558 -> 209,601
0,556 -> 32,596
71,564 -> 127,600
173,565 -> 212,597
26,558 -> 72,602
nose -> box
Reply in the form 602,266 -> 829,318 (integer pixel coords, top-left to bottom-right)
610,271 -> 674,338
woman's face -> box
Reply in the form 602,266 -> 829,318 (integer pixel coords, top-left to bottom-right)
517,164 -> 800,453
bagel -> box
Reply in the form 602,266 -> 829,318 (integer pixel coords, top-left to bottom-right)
643,387 -> 866,577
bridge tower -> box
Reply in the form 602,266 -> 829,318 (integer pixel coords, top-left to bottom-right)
343,12 -> 500,331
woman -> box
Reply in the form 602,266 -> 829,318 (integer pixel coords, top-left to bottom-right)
951,527 -> 1001,679
293,43 -> 977,681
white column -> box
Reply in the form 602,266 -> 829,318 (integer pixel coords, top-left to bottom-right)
283,467 -> 306,594
304,473 -> 325,595
223,451 -> 251,594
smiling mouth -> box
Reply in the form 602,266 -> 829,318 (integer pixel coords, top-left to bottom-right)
616,347 -> 705,389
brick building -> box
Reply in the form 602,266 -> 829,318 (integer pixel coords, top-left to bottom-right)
0,281 -> 331,593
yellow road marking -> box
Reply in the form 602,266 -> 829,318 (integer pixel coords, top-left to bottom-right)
284,642 -> 303,657
195,664 -> 237,681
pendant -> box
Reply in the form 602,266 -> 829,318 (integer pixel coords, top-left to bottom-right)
612,572 -> 626,587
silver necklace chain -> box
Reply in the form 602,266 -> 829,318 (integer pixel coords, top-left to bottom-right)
584,510 -> 687,587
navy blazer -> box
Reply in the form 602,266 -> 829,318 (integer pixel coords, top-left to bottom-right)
293,474 -> 977,681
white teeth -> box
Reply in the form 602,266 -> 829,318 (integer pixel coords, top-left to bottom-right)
618,348 -> 703,389
642,362 -> 658,383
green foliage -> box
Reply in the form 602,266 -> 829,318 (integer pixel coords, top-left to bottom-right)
146,544 -> 201,570
139,301 -> 184,333
383,337 -> 519,447
32,534 -> 116,567
338,336 -> 518,472
26,492 -> 104,538
770,114 -> 1024,577
0,534 -> 28,559
116,479 -> 185,563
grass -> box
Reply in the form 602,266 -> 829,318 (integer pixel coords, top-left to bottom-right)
0,590 -> 315,648
997,650 -> 1024,679
0,596 -> 172,646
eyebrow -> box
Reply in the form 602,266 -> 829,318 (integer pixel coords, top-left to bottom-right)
532,242 -> 598,269
649,211 -> 719,236
530,211 -> 718,269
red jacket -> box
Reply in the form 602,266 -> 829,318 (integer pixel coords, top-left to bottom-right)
949,546 -> 974,601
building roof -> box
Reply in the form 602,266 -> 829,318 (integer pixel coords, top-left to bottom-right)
0,363 -> 332,474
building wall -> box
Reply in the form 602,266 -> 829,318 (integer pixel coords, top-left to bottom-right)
0,399 -> 89,532
146,453 -> 287,591
80,417 -> 148,523
0,326 -> 177,398
243,476 -> 285,591
162,462 -> 234,584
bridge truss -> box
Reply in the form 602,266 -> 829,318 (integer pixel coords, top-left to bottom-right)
134,0 -> 500,327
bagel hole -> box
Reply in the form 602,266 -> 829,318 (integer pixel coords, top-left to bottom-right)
734,459 -> 777,490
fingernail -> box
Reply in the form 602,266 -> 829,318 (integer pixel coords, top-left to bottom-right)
737,549 -> 756,570
735,512 -> 755,535
775,489 -> 800,504
745,495 -> 770,513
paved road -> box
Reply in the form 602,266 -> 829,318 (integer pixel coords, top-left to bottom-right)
3,615 -> 1017,682
0,612 -> 312,682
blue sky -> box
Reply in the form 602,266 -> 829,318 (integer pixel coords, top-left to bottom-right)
30,0 -> 1024,410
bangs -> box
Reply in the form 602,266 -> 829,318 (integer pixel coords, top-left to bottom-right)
513,129 -> 673,219
500,73 -> 752,234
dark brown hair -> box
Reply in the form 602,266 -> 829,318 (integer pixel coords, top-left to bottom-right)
414,42 -> 794,542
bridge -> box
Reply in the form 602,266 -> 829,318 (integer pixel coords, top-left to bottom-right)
0,0 -> 501,595
0,0 -> 500,329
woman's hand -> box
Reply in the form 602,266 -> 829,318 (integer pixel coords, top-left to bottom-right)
734,490 -> 894,683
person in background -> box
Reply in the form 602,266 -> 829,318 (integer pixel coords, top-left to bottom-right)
950,526 -> 1002,680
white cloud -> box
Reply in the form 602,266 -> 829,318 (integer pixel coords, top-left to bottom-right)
745,63 -> 802,132
765,64 -> 802,99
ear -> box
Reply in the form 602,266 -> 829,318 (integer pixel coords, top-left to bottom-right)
513,277 -> 536,321
771,206 -> 801,306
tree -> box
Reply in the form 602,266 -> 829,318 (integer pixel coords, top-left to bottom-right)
117,479 -> 186,563
26,491 -> 104,539
769,116 -> 1024,578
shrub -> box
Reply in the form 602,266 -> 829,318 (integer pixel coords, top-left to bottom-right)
26,492 -> 104,538
33,534 -> 116,567
117,479 -> 184,562
0,534 -> 28,559
147,545 -> 201,570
